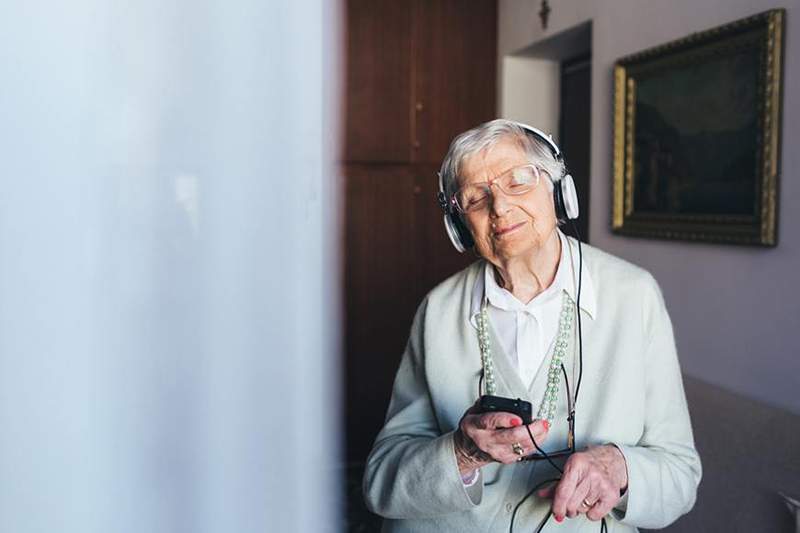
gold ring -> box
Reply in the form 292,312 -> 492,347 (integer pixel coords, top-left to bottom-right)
512,442 -> 524,456
582,498 -> 595,508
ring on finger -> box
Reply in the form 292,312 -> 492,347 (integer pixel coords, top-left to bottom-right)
511,442 -> 524,456
582,497 -> 596,509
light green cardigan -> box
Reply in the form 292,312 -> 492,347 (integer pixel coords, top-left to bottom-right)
363,237 -> 702,532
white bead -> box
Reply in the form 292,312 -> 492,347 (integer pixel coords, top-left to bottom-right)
478,293 -> 576,426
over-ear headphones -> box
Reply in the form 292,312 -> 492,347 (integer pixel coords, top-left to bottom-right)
437,121 -> 580,253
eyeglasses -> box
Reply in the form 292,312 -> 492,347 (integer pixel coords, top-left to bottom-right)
454,164 -> 542,213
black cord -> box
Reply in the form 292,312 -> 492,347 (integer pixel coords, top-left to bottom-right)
561,364 -> 571,414
561,363 -> 576,452
508,224 -> 613,532
524,425 -> 563,475
509,477 -> 560,533
570,220 -> 585,406
534,510 -> 554,533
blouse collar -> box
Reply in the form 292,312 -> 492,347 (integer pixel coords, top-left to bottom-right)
469,230 -> 597,328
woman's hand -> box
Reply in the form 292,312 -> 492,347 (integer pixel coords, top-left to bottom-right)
539,444 -> 628,522
453,405 -> 550,476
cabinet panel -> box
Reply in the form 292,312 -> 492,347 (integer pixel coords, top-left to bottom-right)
415,166 -> 477,290
344,0 -> 413,162
343,164 -> 476,460
343,165 -> 425,460
413,0 -> 498,164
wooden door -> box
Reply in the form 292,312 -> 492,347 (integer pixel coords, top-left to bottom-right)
343,164 -> 428,460
412,0 -> 498,164
559,54 -> 591,242
344,0 -> 413,162
342,0 -> 498,463
344,164 -> 475,461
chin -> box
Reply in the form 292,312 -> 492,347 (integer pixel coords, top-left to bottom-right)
492,239 -> 539,261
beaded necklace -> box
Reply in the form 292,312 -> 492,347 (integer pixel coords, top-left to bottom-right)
477,291 -> 575,424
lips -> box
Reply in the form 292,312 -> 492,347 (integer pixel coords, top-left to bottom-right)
493,221 -> 526,237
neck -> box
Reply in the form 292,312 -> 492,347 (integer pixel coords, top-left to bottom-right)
493,231 -> 562,304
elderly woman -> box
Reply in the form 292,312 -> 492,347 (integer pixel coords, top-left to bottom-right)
363,119 -> 701,532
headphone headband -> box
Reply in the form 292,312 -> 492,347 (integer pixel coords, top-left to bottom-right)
512,121 -> 563,160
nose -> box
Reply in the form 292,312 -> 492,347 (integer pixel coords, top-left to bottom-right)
489,183 -> 513,217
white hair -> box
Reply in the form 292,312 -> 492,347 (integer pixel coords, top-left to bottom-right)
438,119 -> 567,202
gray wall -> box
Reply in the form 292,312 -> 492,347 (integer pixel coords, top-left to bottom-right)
662,377 -> 800,532
499,0 -> 800,415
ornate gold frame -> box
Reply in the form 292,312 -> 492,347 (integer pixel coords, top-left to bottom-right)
612,9 -> 784,246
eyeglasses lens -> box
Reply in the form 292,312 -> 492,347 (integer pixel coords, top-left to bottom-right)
455,165 -> 540,212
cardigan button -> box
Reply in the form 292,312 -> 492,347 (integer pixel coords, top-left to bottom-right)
505,502 -> 513,513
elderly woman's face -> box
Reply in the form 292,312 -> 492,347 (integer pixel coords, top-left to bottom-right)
459,137 -> 558,263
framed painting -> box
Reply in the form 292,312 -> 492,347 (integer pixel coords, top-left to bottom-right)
612,9 -> 784,246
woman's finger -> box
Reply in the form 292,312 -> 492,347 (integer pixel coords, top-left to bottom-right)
553,468 -> 580,522
536,482 -> 557,499
480,421 -> 550,464
473,411 -> 523,431
494,419 -> 549,445
465,429 -> 518,463
585,488 -> 618,521
524,419 -> 550,446
564,477 -> 592,518
551,456 -> 585,520
462,415 -> 552,464
485,441 -> 524,464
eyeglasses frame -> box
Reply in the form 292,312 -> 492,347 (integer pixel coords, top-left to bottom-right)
451,164 -> 544,214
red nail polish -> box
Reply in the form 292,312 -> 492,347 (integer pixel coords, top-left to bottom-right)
543,420 -> 550,431
511,419 -> 521,427
555,515 -> 563,523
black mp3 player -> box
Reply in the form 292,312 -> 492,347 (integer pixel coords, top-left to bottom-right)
478,395 -> 532,425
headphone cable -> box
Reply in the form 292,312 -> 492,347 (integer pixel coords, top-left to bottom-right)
570,220 -> 585,412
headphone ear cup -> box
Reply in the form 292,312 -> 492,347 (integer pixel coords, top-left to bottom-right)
553,180 -> 567,220
553,174 -> 580,221
559,174 -> 580,220
443,214 -> 473,253
453,214 -> 474,250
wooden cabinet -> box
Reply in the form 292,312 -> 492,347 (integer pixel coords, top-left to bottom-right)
412,0 -> 497,164
343,165 -> 423,460
343,0 -> 497,461
345,0 -> 497,165
345,0 -> 413,162
343,164 -> 480,461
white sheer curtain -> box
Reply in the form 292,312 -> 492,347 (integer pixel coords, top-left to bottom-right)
0,1 -> 340,532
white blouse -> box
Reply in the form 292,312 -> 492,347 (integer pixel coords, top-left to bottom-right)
461,231 -> 596,486
472,231 -> 593,387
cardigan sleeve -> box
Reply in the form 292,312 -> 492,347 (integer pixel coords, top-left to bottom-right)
612,277 -> 702,529
363,298 -> 483,519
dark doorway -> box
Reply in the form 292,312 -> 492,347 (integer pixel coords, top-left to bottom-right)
559,53 -> 591,242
